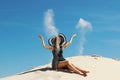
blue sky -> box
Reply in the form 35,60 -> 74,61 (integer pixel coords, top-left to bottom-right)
0,0 -> 120,78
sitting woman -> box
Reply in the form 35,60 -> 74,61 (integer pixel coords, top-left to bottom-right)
38,33 -> 89,77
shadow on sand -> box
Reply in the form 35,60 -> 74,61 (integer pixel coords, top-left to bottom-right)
19,67 -> 73,75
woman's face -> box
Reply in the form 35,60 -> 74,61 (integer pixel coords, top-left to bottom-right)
56,36 -> 61,44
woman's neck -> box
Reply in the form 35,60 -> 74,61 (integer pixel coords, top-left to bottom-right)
55,41 -> 60,48
56,44 -> 60,48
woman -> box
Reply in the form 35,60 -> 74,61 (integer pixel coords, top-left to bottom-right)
38,33 -> 89,77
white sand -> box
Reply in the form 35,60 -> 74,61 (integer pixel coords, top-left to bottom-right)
1,56 -> 120,80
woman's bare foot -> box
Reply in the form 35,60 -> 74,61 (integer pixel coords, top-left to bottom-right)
85,71 -> 89,73
82,70 -> 90,73
78,72 -> 87,77
81,73 -> 87,77
80,70 -> 89,77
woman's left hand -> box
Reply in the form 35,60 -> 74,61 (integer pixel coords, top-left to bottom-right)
72,34 -> 77,38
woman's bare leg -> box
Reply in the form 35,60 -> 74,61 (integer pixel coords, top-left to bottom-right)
71,64 -> 89,73
58,61 -> 86,76
70,64 -> 89,76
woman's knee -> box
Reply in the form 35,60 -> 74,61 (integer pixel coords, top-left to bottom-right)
65,60 -> 71,65
59,60 -> 71,67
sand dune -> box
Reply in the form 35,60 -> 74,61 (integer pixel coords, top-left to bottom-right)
1,56 -> 120,80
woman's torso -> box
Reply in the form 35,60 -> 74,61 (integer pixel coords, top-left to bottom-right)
51,46 -> 65,70
52,46 -> 65,62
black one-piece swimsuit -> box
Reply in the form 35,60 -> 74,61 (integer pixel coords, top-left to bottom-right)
52,46 -> 65,70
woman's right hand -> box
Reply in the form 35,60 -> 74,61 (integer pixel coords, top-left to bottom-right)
38,35 -> 43,40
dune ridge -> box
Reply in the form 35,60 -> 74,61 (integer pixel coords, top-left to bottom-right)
1,56 -> 120,80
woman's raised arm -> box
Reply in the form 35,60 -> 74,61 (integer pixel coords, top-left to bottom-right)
63,34 -> 77,48
38,35 -> 53,50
